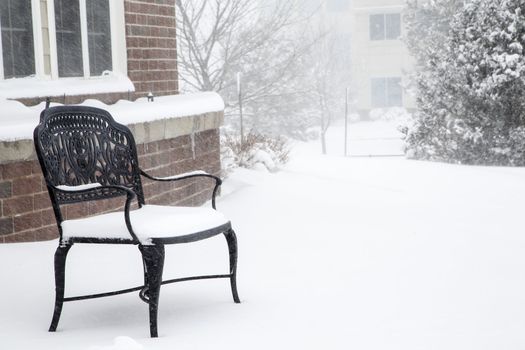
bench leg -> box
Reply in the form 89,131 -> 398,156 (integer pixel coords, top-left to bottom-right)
224,229 -> 240,303
139,244 -> 165,338
49,243 -> 72,332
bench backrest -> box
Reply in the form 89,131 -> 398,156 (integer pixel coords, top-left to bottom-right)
34,106 -> 145,209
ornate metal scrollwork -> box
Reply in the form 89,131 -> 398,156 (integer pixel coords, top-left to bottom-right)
36,108 -> 144,204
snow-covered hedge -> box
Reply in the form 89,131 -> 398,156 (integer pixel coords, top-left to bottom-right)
404,0 -> 525,165
221,132 -> 290,173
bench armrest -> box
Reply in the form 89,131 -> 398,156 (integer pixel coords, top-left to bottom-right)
139,169 -> 222,209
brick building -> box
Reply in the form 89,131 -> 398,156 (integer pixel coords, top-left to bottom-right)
0,0 -> 224,243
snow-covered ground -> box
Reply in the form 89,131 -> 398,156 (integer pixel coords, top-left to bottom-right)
2,120 -> 525,350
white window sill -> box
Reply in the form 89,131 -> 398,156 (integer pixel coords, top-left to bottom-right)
0,72 -> 135,100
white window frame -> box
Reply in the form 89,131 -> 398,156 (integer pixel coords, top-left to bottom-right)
33,0 -> 45,77
0,7 -> 3,80
0,0 -> 131,99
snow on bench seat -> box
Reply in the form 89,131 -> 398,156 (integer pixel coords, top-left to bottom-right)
61,205 -> 230,245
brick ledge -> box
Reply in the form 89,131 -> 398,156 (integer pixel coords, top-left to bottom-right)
0,111 -> 223,165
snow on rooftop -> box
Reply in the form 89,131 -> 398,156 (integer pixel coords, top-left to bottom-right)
0,92 -> 225,142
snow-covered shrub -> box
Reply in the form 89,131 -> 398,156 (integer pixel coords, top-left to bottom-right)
404,0 -> 525,165
221,132 -> 290,173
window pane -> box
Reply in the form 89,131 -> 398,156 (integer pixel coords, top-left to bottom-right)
87,0 -> 112,76
385,13 -> 401,40
369,14 -> 385,41
387,77 -> 402,107
1,0 -> 35,78
55,0 -> 83,77
371,78 -> 386,108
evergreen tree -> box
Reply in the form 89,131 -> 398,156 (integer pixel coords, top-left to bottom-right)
404,0 -> 525,165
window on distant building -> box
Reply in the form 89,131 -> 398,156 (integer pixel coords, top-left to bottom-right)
371,77 -> 402,107
0,0 -> 119,81
0,0 -> 35,79
370,13 -> 401,41
327,0 -> 350,12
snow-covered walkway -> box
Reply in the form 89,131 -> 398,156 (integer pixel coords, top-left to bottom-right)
1,121 -> 525,350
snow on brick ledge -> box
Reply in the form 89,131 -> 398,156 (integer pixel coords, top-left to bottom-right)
0,92 -> 225,164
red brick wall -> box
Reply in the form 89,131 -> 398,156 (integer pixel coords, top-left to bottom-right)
125,0 -> 178,98
0,129 -> 220,243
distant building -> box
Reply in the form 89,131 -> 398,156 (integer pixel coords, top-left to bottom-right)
304,0 -> 415,118
350,0 -> 416,117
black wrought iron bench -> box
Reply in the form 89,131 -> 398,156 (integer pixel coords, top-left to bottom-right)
33,105 -> 240,337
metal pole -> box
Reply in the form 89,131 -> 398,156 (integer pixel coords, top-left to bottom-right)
344,87 -> 349,157
237,73 -> 244,144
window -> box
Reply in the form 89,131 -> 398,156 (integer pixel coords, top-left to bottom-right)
0,0 -> 120,81
54,0 -> 112,77
370,13 -> 401,41
371,77 -> 402,108
0,0 -> 35,78
0,0 -> 129,99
